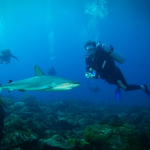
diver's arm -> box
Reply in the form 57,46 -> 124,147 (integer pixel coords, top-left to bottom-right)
10,54 -> 19,61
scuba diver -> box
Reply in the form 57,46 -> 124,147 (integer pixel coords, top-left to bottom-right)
87,80 -> 100,93
48,67 -> 56,76
84,41 -> 150,101
0,49 -> 20,64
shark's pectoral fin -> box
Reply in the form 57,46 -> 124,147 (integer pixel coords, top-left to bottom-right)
19,89 -> 25,92
47,86 -> 53,89
35,65 -> 45,76
8,89 -> 13,93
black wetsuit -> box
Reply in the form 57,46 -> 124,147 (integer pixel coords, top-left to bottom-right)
0,50 -> 19,64
85,46 -> 141,91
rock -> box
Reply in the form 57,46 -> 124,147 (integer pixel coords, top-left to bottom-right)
20,95 -> 36,102
41,134 -> 74,150
58,118 -> 75,130
84,123 -> 143,150
0,130 -> 38,150
0,104 -> 5,139
14,102 -> 25,111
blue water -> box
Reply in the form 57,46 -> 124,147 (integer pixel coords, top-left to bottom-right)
0,0 -> 150,106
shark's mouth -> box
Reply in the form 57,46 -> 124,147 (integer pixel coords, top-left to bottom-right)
52,82 -> 80,90
53,87 -> 72,90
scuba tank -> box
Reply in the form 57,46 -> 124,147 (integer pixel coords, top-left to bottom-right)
97,42 -> 126,64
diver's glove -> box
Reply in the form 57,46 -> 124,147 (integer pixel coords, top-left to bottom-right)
115,86 -> 121,101
85,70 -> 96,79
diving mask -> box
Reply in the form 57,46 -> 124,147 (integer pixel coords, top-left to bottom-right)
85,45 -> 96,55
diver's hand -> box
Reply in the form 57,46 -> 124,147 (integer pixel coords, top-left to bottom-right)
85,71 -> 96,79
17,58 -> 20,61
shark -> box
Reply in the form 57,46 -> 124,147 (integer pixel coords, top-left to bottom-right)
0,65 -> 81,92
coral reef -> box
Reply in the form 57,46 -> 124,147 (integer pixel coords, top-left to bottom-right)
84,123 -> 142,150
0,95 -> 150,150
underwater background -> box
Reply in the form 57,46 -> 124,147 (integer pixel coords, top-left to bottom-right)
1,0 -> 150,150
0,0 -> 150,106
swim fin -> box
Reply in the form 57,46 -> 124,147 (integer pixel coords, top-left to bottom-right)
143,84 -> 150,96
115,86 -> 121,101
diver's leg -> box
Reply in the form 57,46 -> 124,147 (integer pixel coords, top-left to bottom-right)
115,67 -> 141,91
116,68 -> 150,96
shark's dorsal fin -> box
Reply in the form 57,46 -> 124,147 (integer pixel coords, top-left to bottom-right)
35,65 -> 45,76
